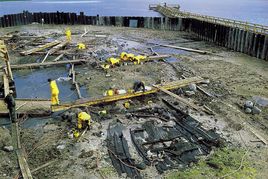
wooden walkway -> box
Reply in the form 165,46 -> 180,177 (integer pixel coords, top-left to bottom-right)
11,122 -> 33,179
52,77 -> 204,112
150,4 -> 268,34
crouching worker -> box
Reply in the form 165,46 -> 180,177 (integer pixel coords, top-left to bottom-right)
104,87 -> 114,96
133,80 -> 145,92
48,78 -> 60,105
4,90 -> 16,123
77,111 -> 91,130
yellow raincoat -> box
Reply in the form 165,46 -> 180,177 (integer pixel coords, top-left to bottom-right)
106,89 -> 114,96
107,58 -> 120,66
120,52 -> 128,61
50,80 -> 59,105
127,53 -> 135,61
78,43 -> 86,50
77,112 -> 91,129
134,55 -> 146,64
65,29 -> 71,42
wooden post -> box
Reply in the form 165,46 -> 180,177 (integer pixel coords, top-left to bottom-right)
261,35 -> 268,60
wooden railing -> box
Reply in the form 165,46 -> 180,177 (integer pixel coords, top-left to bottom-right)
152,4 -> 268,34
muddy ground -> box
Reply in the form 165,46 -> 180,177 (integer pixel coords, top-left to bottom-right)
0,24 -> 267,179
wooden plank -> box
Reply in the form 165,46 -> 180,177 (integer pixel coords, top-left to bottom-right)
20,40 -> 60,56
75,82 -> 82,99
3,59 -> 87,70
147,54 -> 171,60
70,64 -> 82,99
52,54 -> 64,62
51,77 -> 204,112
11,123 -> 33,179
46,40 -> 68,56
153,85 -> 199,110
245,124 -> 268,145
17,149 -> 33,179
3,73 -> 9,97
160,44 -> 210,54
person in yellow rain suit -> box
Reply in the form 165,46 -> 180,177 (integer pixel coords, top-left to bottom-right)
133,55 -> 146,65
77,43 -> 86,50
77,111 -> 91,129
65,28 -> 71,42
120,52 -> 128,61
48,78 -> 59,105
101,63 -> 110,76
107,57 -> 120,66
126,53 -> 135,61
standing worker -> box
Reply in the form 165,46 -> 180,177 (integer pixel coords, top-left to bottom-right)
48,78 -> 60,105
133,80 -> 145,92
65,28 -> 72,42
4,90 -> 16,123
77,111 -> 91,130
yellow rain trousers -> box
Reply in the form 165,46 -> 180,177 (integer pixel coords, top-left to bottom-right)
77,112 -> 91,129
50,80 -> 59,105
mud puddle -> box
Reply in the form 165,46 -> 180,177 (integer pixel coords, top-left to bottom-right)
13,66 -> 89,101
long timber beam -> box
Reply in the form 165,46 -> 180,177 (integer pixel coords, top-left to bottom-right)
20,40 -> 61,56
51,77 -> 203,112
1,59 -> 87,70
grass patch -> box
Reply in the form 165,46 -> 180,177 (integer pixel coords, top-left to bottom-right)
165,147 -> 256,179
98,166 -> 117,178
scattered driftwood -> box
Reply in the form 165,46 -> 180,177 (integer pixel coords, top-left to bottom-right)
41,41 -> 69,63
31,160 -> 57,173
81,28 -> 89,37
20,40 -> 60,56
2,59 -> 87,70
52,54 -> 64,62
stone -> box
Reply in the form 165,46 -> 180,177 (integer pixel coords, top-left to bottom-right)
56,144 -> 66,150
244,100 -> 254,109
3,145 -> 14,152
185,90 -> 195,96
135,162 -> 146,170
188,83 -> 197,92
202,79 -> 210,84
244,108 -> 252,114
252,106 -> 261,115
